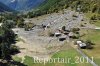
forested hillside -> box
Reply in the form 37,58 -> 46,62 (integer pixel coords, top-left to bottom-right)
27,0 -> 100,18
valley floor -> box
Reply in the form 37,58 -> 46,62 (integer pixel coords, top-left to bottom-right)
13,9 -> 100,66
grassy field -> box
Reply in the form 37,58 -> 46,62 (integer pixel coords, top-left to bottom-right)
85,13 -> 100,27
80,29 -> 100,66
51,49 -> 92,66
13,44 -> 92,66
84,12 -> 100,66
93,20 -> 100,27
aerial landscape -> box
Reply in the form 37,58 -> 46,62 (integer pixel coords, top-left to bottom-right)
0,0 -> 100,66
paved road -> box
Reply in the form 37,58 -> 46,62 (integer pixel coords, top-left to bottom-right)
77,48 -> 98,66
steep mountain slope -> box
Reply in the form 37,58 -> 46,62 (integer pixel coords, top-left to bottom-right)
0,0 -> 45,11
39,0 -> 100,13
0,2 -> 14,12
26,0 -> 100,18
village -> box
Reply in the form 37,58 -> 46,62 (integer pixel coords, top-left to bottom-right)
0,0 -> 100,66
11,9 -> 97,61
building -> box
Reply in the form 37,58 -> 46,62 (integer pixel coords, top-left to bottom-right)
68,32 -> 74,38
0,23 -> 3,26
59,35 -> 67,41
55,32 -> 61,37
12,28 -> 20,35
76,40 -> 87,49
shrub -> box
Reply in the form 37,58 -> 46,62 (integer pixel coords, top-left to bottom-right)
90,14 -> 97,20
85,40 -> 94,49
71,28 -> 80,33
62,26 -> 66,31
10,45 -> 20,55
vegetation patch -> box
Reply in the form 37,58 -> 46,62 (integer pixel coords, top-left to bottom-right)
12,56 -> 22,62
80,29 -> 100,66
21,44 -> 92,66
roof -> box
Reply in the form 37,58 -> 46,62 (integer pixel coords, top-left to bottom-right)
68,32 -> 74,36
59,35 -> 67,38
55,32 -> 61,35
0,23 -> 2,26
95,27 -> 100,30
12,28 -> 20,34
7,20 -> 14,22
79,43 -> 86,47
76,41 -> 82,44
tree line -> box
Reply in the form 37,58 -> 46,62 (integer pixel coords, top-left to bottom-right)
0,16 -> 26,66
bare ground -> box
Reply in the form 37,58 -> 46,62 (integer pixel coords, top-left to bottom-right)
14,9 -> 95,60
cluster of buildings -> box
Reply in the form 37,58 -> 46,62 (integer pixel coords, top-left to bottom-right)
48,26 -> 75,41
